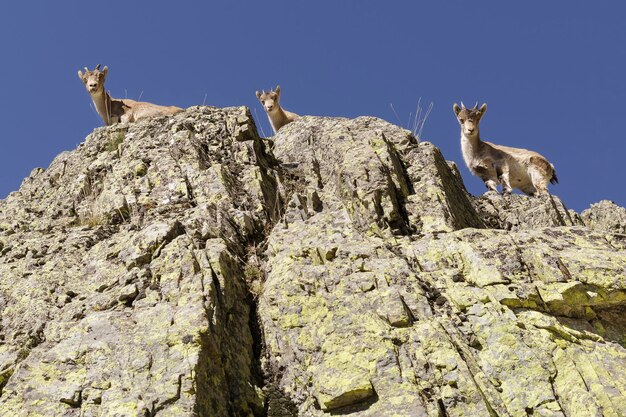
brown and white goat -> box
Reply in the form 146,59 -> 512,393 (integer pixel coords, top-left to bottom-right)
78,65 -> 183,126
255,85 -> 299,134
453,103 -> 557,196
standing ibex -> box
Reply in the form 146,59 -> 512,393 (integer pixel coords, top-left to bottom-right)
453,102 -> 557,196
256,85 -> 299,134
77,65 -> 183,126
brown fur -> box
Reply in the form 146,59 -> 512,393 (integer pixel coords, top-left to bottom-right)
453,103 -> 557,196
255,85 -> 299,134
78,65 -> 183,126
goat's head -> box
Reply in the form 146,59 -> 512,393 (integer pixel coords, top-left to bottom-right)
77,64 -> 108,94
255,85 -> 281,113
453,102 -> 487,136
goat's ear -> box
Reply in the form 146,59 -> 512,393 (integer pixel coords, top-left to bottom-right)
275,85 -> 281,95
255,91 -> 262,99
77,70 -> 84,80
453,103 -> 461,116
478,103 -> 487,115
102,66 -> 108,77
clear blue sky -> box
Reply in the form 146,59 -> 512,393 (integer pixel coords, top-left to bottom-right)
0,2 -> 624,212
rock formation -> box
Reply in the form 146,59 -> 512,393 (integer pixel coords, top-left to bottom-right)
0,108 -> 624,416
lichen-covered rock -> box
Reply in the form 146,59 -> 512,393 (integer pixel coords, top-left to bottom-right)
472,192 -> 583,230
259,116 -> 626,416
0,107 -> 274,416
581,199 -> 626,234
1,110 -> 625,416
272,116 -> 418,235
405,142 -> 484,233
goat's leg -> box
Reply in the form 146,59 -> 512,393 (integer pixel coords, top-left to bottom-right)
475,163 -> 498,193
497,165 -> 512,194
533,180 -> 549,196
530,168 -> 550,196
484,179 -> 498,192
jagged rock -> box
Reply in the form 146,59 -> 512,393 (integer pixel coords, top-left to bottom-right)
1,109 -> 625,417
472,192 -> 584,230
272,116 -> 418,235
0,106 -> 273,416
581,199 -> 626,234
260,116 -> 626,416
405,142 -> 484,233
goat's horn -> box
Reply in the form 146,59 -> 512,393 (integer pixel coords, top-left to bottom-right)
473,102 -> 478,109
84,67 -> 89,72
95,64 -> 101,70
461,101 -> 466,109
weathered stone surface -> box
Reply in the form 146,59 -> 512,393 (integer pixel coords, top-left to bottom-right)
0,107 -> 273,416
473,192 -> 584,230
406,142 -> 485,233
1,110 -> 625,416
581,199 -> 626,234
259,116 -> 626,416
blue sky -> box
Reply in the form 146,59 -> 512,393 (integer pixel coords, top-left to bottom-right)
0,2 -> 624,212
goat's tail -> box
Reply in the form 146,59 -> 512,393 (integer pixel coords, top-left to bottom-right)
550,164 -> 559,184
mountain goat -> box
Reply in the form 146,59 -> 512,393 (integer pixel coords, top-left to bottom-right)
78,64 -> 182,126
453,102 -> 557,196
255,85 -> 299,134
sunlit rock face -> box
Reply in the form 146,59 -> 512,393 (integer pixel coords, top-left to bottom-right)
0,109 -> 625,416
0,107 -> 273,417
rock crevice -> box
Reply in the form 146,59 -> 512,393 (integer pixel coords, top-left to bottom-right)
1,108 -> 625,416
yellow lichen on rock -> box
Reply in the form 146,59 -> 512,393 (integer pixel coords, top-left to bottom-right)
1,109 -> 626,416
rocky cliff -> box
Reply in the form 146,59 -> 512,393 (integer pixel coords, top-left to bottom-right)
0,107 -> 624,417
